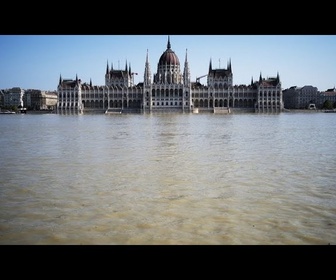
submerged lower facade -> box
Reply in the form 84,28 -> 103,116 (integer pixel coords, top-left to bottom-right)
57,36 -> 284,114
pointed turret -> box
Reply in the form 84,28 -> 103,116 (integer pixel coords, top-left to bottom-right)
144,49 -> 151,86
59,74 -> 62,85
183,48 -> 191,85
276,72 -> 280,83
228,58 -> 232,73
90,78 -> 92,87
167,35 -> 171,49
106,60 -> 109,74
209,58 -> 212,73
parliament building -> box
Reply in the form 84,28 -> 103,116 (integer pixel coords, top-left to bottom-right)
57,36 -> 284,114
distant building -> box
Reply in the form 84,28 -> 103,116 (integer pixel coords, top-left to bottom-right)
0,90 -> 4,107
57,36 -> 284,114
2,87 -> 24,108
283,85 -> 336,109
319,87 -> 336,107
283,85 -> 319,109
24,89 -> 57,110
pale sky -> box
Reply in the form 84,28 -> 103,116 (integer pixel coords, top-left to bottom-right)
1,35 -> 335,92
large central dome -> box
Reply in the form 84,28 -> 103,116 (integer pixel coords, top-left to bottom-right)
158,37 -> 180,66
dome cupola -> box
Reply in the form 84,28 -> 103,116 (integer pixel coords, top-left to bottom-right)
158,36 -> 180,66
153,36 -> 183,84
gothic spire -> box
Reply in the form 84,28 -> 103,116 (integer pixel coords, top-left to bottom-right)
276,71 -> 280,83
209,58 -> 212,73
144,49 -> 151,86
106,60 -> 109,74
167,35 -> 171,49
183,48 -> 190,85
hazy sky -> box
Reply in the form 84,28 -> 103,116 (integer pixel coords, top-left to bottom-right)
1,35 -> 335,92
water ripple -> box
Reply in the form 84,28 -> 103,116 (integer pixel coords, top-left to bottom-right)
0,113 -> 336,244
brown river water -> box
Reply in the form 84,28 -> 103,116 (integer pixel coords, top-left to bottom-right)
0,112 -> 335,244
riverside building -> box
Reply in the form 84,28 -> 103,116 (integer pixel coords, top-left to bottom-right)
57,36 -> 284,114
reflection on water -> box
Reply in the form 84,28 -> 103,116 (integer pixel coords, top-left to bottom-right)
0,112 -> 335,244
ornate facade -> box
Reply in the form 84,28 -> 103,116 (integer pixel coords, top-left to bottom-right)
57,36 -> 284,114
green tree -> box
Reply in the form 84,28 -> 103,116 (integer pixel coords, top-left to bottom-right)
323,100 -> 333,109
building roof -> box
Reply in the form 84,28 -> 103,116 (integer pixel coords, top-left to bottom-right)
158,36 -> 180,66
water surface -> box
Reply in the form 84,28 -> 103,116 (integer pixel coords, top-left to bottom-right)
0,112 -> 335,244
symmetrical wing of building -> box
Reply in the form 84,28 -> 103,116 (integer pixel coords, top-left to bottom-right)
57,36 -> 284,114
